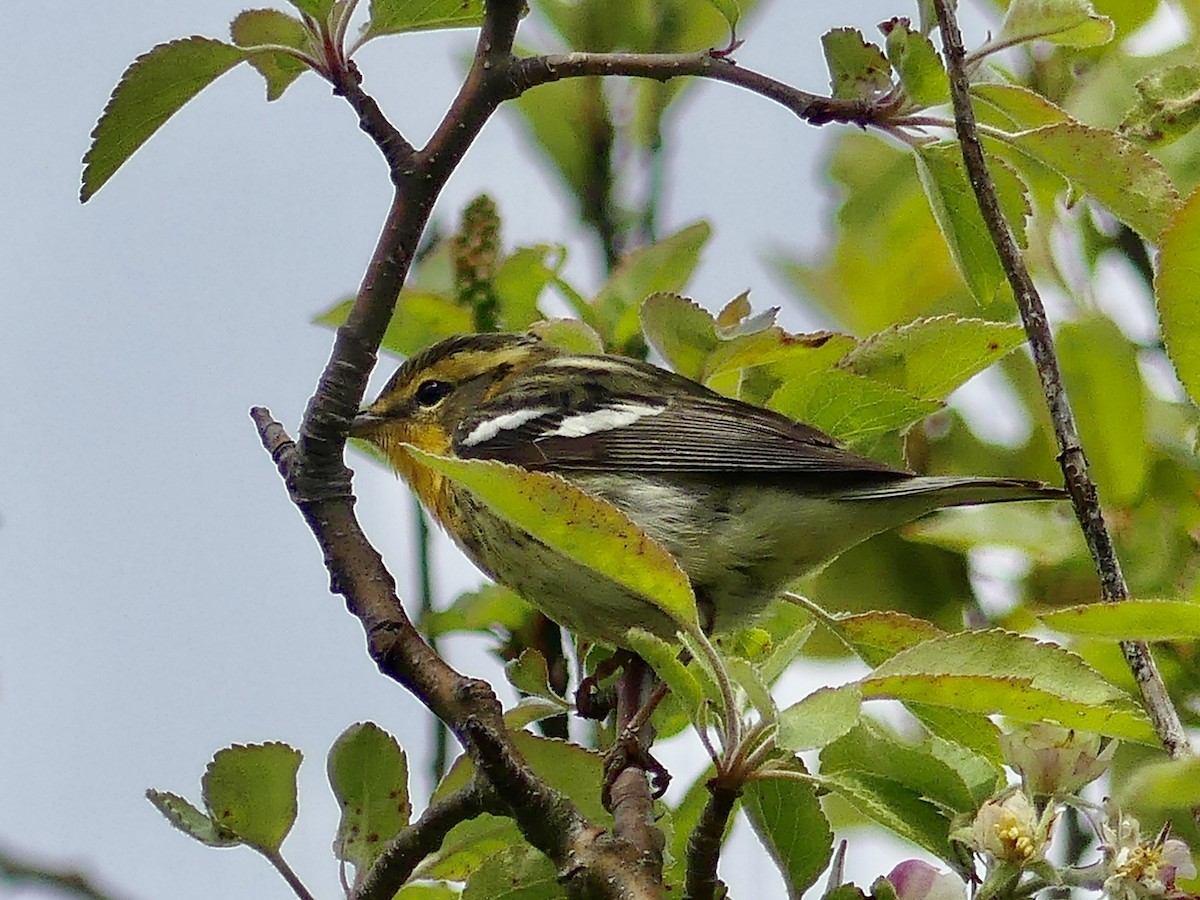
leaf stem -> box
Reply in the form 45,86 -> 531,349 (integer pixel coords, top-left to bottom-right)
260,849 -> 317,900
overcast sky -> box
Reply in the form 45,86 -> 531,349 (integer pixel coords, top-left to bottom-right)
0,1 -> 1138,898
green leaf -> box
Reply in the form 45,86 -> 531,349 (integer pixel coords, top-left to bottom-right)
624,629 -> 705,720
504,697 -> 569,731
882,18 -> 948,107
146,790 -> 238,847
424,584 -> 534,637
777,684 -> 863,752
394,884 -> 462,900
996,0 -> 1115,48
1122,65 -> 1200,147
416,813 -> 519,881
1057,317 -> 1148,504
822,28 -> 893,101
328,723 -> 410,879
821,720 -> 982,815
1116,757 -> 1200,811
639,293 -> 718,381
971,83 -> 1071,130
201,742 -> 302,852
494,246 -> 563,329
915,143 -> 1030,305
462,843 -> 564,899
230,9 -> 312,101
817,770 -> 957,865
406,449 -> 699,640
769,369 -> 941,445
285,0 -> 334,20
812,607 -> 946,667
703,0 -> 740,33
1154,186 -> 1200,406
744,776 -> 833,898
82,37 -> 247,201
1041,599 -> 1200,641
363,0 -> 486,40
1004,122 -> 1180,241
526,318 -> 605,355
313,292 -> 474,358
594,223 -> 712,344
861,630 -> 1157,743
505,649 -> 567,704
842,315 -> 1027,401
904,505 -> 1084,566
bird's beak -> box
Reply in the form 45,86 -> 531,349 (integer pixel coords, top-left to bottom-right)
349,410 -> 382,438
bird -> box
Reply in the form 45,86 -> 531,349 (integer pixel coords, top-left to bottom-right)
350,330 -> 1065,647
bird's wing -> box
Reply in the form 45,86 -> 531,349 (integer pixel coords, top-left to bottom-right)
452,373 -> 910,478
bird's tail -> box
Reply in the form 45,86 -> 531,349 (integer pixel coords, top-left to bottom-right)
836,475 -> 1066,506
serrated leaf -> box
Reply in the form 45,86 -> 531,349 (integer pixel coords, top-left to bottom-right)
1041,599 -> 1200,641
1057,317 -> 1148,504
504,697 -> 569,731
1154,186 -> 1200,406
201,742 -> 302,852
817,770 -> 957,865
822,28 -> 893,101
769,369 -> 941,445
1122,65 -> 1200,147
725,655 -> 777,720
997,0 -> 1115,48
883,18 -> 948,107
744,776 -> 833,899
842,315 -> 1026,401
1116,757 -> 1200,811
82,37 -> 247,201
146,790 -> 238,847
821,721 -> 981,815
640,293 -> 717,381
915,144 -> 1030,305
406,449 -> 699,641
1005,122 -> 1180,240
231,9 -> 311,101
861,630 -> 1157,743
328,723 -> 410,879
777,684 -> 862,752
363,0 -> 486,40
813,606 -> 946,667
971,83 -> 1071,130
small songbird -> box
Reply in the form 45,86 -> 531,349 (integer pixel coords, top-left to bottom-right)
351,331 -> 1065,646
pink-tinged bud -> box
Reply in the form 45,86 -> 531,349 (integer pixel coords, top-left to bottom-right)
1000,725 -> 1114,796
887,860 -> 966,900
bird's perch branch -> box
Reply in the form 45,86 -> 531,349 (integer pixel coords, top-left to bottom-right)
932,0 -> 1191,762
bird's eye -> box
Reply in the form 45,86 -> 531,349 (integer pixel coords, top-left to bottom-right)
414,379 -> 454,408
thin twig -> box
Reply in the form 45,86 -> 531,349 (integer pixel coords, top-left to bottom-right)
0,845 -> 125,900
355,779 -> 502,900
606,660 -> 666,881
931,0 -> 1191,761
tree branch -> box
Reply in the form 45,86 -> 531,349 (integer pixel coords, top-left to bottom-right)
685,778 -> 740,900
931,0 -> 1191,761
356,778 -> 503,900
0,844 -> 124,900
512,50 -> 888,128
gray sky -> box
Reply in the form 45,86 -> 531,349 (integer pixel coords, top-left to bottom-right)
2,2 -> 1014,898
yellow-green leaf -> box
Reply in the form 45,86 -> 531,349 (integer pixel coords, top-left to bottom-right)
769,369 -> 941,445
1154,186 -> 1200,406
1041,599 -> 1200,641
841,315 -> 1026,401
363,0 -> 485,39
407,449 -> 699,637
861,630 -> 1157,743
777,684 -> 863,752
231,9 -> 312,101
328,723 -> 410,878
1121,65 -> 1200,147
1116,757 -> 1200,811
822,28 -> 892,101
201,742 -> 302,853
996,0 -> 1115,48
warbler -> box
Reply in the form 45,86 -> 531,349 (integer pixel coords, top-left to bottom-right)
351,331 -> 1065,646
